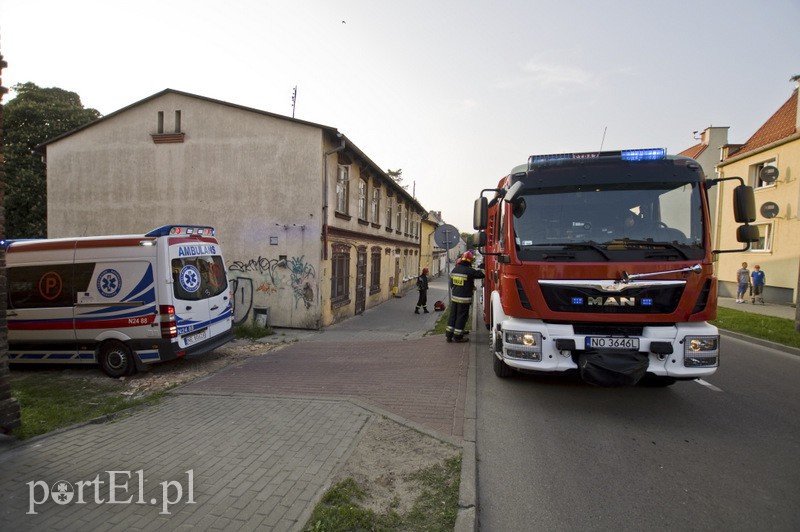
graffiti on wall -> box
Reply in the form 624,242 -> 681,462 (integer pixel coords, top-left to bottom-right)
228,255 -> 317,323
287,256 -> 316,310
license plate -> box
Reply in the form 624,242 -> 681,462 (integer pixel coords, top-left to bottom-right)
184,329 -> 208,346
586,336 -> 640,350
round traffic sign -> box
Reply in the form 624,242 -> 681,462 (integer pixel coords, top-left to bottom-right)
434,224 -> 460,249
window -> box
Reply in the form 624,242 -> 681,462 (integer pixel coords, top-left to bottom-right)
386,198 -> 393,229
750,223 -> 773,252
157,112 -> 164,134
358,179 -> 368,220
405,210 -> 410,235
331,243 -> 351,304
371,188 -> 380,224
396,203 -> 403,232
171,256 -> 229,301
336,166 -> 350,214
174,110 -> 182,133
370,247 -> 381,293
8,264 -> 93,309
750,160 -> 777,189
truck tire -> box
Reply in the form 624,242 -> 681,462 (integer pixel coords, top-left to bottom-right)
490,327 -> 514,378
99,340 -> 135,378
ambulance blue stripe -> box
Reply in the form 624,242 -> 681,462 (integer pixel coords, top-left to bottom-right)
75,304 -> 156,321
177,308 -> 232,334
119,264 -> 155,302
137,351 -> 160,362
81,290 -> 156,316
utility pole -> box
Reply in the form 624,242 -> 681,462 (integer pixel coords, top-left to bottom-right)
291,86 -> 297,118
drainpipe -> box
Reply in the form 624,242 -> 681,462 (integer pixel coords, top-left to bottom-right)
323,133 -> 346,260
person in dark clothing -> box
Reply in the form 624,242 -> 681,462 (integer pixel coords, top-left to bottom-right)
415,267 -> 430,314
446,251 -> 485,343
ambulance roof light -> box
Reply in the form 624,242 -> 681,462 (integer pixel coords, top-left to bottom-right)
145,225 -> 216,237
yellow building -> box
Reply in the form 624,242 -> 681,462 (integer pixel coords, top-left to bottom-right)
715,86 -> 800,304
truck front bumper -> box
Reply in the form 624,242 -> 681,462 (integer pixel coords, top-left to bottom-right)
496,318 -> 719,381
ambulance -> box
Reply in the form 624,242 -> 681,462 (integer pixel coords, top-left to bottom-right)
3,225 -> 234,377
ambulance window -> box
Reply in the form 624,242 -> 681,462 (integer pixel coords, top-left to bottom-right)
8,265 -> 75,308
171,256 -> 228,300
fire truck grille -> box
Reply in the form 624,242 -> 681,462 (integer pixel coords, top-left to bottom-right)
540,284 -> 684,314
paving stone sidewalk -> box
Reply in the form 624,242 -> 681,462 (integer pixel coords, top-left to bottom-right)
0,275 -> 472,531
0,395 -> 370,531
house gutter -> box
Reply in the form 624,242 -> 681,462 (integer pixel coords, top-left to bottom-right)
323,133 -> 346,260
717,132 -> 800,167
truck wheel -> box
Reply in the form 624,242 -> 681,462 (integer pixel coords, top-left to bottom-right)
99,341 -> 135,378
490,328 -> 514,378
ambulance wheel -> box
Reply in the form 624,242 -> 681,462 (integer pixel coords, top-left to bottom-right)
99,341 -> 135,378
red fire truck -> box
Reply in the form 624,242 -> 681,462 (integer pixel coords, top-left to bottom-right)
473,148 -> 757,386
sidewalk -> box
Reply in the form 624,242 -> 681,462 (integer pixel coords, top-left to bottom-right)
717,296 -> 796,320
0,275 -> 475,531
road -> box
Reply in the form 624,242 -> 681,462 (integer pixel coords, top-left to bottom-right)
475,328 -> 800,531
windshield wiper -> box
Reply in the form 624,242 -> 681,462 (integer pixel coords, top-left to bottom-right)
528,242 -> 610,261
603,239 -> 690,260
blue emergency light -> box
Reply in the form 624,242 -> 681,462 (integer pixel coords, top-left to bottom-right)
529,148 -> 667,168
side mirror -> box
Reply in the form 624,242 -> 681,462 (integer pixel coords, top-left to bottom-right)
733,185 -> 756,223
471,231 -> 487,247
473,197 -> 488,230
737,224 -> 759,243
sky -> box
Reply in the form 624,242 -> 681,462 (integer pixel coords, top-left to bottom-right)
1,0 -> 799,233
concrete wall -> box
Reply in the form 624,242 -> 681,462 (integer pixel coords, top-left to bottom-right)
46,92 -> 325,328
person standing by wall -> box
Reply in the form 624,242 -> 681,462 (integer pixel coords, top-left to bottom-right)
736,262 -> 750,303
750,264 -> 766,305
414,267 -> 430,314
445,251 -> 484,343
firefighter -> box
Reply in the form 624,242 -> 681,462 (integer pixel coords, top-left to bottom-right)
414,267 -> 430,314
446,250 -> 485,343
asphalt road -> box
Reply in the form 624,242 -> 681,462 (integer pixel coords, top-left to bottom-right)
476,330 -> 800,531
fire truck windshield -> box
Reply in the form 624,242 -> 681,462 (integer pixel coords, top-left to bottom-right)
511,181 -> 705,261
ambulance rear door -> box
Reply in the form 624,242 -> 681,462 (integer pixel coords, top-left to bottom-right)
165,233 -> 231,351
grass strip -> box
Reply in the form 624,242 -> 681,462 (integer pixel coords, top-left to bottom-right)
10,373 -> 164,440
712,307 -> 800,349
305,454 -> 461,531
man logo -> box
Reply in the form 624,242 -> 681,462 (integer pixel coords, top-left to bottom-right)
588,297 -> 636,306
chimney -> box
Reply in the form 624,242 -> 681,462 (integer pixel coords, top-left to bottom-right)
796,81 -> 800,132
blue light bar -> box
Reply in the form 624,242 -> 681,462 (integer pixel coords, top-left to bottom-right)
620,148 -> 667,161
529,148 -> 667,168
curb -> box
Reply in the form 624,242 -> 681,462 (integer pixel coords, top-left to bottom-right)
719,329 -> 800,358
455,306 -> 479,532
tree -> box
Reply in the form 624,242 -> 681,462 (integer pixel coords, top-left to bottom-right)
4,82 -> 100,238
386,168 -> 409,190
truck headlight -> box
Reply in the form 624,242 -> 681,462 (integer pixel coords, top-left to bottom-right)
504,330 -> 542,361
684,335 -> 719,367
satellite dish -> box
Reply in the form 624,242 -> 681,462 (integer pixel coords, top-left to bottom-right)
759,165 -> 779,184
760,201 -> 779,219
434,224 -> 460,249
